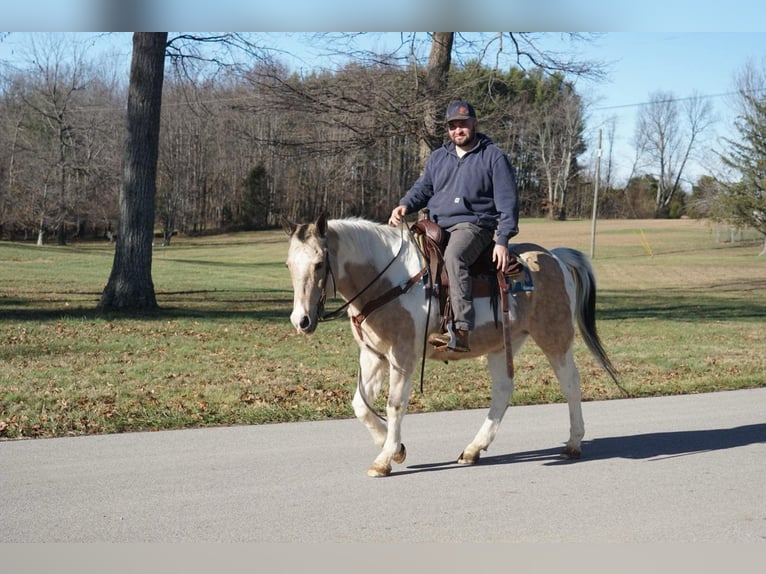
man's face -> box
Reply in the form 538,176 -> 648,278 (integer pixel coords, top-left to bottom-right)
447,118 -> 476,148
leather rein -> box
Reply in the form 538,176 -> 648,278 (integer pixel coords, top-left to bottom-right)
317,224 -> 428,342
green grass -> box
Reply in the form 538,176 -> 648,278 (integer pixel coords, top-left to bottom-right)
1,219 -> 764,439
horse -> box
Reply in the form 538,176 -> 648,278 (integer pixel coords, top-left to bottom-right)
282,214 -> 620,477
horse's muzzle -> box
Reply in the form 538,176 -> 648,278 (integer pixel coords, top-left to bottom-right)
291,311 -> 317,334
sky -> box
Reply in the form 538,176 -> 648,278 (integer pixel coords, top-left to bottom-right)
550,32 -> 766,186
3,2 -> 766,187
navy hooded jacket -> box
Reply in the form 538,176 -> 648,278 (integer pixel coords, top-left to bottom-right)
398,133 -> 519,246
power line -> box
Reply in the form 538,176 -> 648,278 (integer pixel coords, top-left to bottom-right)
594,88 -> 766,111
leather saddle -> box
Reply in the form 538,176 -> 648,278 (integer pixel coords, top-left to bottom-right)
410,218 -> 526,327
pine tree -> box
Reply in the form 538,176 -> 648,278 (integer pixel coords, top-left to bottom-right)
720,75 -> 766,255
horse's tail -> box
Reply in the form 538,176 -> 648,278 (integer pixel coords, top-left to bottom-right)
551,247 -> 627,396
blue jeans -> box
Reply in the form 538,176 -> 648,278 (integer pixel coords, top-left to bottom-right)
444,222 -> 494,331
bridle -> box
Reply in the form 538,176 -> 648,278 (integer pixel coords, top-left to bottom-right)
316,224 -> 427,335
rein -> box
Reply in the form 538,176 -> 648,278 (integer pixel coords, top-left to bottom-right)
318,224 -> 423,328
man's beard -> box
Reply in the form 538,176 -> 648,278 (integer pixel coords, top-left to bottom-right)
451,133 -> 476,148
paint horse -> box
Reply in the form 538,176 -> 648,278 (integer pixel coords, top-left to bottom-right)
282,214 -> 619,477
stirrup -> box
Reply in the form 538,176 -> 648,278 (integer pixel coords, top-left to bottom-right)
429,323 -> 470,352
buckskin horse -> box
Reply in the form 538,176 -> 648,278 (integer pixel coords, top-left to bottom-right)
282,214 -> 620,477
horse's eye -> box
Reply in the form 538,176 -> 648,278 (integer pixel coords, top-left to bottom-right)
314,262 -> 324,272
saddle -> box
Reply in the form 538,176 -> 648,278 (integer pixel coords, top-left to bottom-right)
410,218 -> 529,329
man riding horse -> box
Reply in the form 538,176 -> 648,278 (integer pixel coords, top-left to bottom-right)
388,100 -> 519,353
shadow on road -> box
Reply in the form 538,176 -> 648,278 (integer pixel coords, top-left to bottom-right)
403,423 -> 766,475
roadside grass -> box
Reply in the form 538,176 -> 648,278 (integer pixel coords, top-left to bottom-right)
1,218 -> 764,439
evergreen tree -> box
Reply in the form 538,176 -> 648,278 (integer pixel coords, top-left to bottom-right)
720,78 -> 766,255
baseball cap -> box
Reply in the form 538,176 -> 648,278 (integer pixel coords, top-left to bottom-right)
445,101 -> 476,122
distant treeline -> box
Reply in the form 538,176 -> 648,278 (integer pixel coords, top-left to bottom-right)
0,40 -> 674,245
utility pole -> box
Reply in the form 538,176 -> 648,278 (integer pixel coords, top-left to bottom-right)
590,128 -> 602,259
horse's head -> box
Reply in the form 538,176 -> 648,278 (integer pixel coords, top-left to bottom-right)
282,214 -> 330,334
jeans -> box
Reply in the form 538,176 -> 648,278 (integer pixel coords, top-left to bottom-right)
443,222 -> 494,331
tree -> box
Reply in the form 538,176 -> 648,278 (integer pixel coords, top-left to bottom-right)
531,73 -> 585,219
622,174 -> 660,219
633,90 -> 714,217
241,164 -> 271,229
1,33 -> 607,242
8,35 -> 107,245
99,32 -> 167,311
719,62 -> 766,255
418,32 -> 453,167
245,32 -> 604,219
687,175 -> 724,219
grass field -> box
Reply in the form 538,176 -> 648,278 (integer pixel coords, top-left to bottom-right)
1,218 -> 764,439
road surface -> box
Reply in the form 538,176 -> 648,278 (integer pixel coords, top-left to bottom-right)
1,388 -> 764,542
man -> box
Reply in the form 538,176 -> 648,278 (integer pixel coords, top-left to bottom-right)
388,100 -> 519,352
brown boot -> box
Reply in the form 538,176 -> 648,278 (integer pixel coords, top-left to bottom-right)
428,328 -> 470,352
428,331 -> 450,346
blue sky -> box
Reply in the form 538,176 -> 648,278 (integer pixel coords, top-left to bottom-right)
555,33 -> 766,185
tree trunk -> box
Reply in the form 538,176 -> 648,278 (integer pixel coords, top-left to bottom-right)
418,32 -> 453,169
99,32 -> 167,312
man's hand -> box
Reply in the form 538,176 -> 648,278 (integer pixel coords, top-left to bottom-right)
388,205 -> 408,226
492,243 -> 510,271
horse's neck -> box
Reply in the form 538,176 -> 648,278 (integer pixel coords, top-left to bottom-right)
327,221 -> 416,301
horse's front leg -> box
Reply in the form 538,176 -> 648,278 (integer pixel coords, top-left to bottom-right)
367,362 -> 412,477
352,346 -> 389,449
458,349 -> 516,465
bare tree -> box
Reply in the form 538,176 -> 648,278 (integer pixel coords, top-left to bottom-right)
0,34 -> 124,243
601,115 -> 617,193
14,35 -> 92,244
99,32 -> 167,311
246,32 -> 605,217
1,32 -> 610,243
533,77 -> 584,219
634,90 -> 714,217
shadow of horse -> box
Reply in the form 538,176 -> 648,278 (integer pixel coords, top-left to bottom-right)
403,423 -> 766,475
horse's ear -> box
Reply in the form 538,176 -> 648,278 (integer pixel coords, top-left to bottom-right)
280,215 -> 296,236
315,213 -> 327,237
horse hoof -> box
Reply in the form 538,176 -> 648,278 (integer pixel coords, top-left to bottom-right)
560,446 -> 581,459
457,449 -> 479,465
393,443 -> 407,464
367,463 -> 392,477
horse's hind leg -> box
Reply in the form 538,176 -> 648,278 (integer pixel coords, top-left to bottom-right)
546,348 -> 584,458
458,350 -> 515,465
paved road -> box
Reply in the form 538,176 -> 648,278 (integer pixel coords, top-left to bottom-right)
1,388 -> 764,542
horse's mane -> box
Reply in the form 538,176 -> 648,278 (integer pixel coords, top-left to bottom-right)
328,216 -> 388,233
326,217 -> 417,270
328,217 -> 399,250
